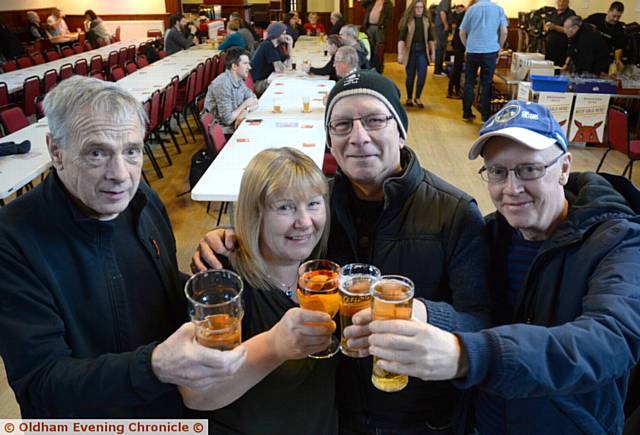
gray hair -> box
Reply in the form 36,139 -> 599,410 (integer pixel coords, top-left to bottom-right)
43,76 -> 147,148
340,24 -> 359,41
335,45 -> 359,70
564,15 -> 582,28
331,11 -> 342,20
26,11 -> 39,24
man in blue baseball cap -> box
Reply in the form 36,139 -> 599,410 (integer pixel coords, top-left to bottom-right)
366,100 -> 640,434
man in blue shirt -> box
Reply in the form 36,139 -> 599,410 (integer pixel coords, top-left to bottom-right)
459,0 -> 507,122
250,22 -> 292,95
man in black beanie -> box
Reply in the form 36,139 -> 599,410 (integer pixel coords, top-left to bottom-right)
193,70 -> 492,433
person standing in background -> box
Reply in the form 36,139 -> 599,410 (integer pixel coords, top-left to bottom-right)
363,0 -> 393,73
585,1 -> 626,70
433,0 -> 451,77
398,0 -> 432,109
447,2 -> 470,99
544,0 -> 575,66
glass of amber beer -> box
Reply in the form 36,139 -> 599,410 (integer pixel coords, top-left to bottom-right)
339,263 -> 381,357
371,275 -> 414,392
297,259 -> 341,358
185,270 -> 244,350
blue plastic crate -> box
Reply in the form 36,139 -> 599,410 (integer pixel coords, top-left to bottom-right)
530,75 -> 569,92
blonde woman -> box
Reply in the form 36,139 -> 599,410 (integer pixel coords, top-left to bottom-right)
397,0 -> 431,108
304,12 -> 326,36
180,148 -> 338,435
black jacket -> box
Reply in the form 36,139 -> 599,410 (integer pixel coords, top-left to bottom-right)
0,173 -> 187,418
330,147 -> 491,431
568,25 -> 611,75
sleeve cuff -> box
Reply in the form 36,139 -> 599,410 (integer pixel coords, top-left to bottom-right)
130,342 -> 176,400
424,299 -> 453,331
452,331 -> 493,389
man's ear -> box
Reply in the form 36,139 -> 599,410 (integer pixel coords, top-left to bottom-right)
399,136 -> 406,149
46,134 -> 63,171
559,152 -> 572,186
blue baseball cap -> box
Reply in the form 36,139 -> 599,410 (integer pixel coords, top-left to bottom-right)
468,100 -> 569,160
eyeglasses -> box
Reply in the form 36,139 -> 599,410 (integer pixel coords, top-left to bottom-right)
328,114 -> 395,136
479,152 -> 566,183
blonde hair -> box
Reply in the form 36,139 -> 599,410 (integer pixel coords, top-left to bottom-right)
399,0 -> 426,30
231,148 -> 330,290
228,19 -> 240,32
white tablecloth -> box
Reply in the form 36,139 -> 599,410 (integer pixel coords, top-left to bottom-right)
249,79 -> 333,119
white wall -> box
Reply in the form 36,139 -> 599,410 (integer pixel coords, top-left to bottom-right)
0,0 -> 167,14
0,1 -> 54,11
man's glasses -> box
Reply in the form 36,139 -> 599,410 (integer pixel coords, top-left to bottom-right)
327,114 -> 395,136
479,152 -> 566,183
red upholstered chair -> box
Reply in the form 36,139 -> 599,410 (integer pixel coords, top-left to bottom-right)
74,58 -> 89,76
106,51 -> 118,71
597,105 -> 640,179
217,52 -> 225,75
83,40 -> 93,52
202,59 -> 212,94
146,89 -> 173,166
114,26 -> 121,42
206,122 -> 229,224
0,106 -> 29,134
30,52 -> 46,65
110,65 -> 125,81
158,50 -> 166,59
1,61 -> 17,72
34,95 -> 45,120
22,76 -> 41,117
72,43 -> 84,54
173,71 -> 197,142
142,99 -> 163,179
118,47 -> 128,68
61,46 -> 74,57
43,69 -> 58,93
147,29 -> 162,38
210,55 -> 219,83
136,54 -> 149,69
160,80 -> 181,154
78,32 -> 86,46
322,152 -> 338,176
98,39 -> 108,47
245,72 -> 256,93
59,63 -> 74,81
44,49 -> 61,61
127,45 -> 136,63
194,63 -> 205,98
0,82 -> 9,108
90,55 -> 103,75
90,71 -> 105,81
125,61 -> 138,75
16,56 -> 34,69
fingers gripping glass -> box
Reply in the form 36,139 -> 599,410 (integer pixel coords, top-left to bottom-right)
328,115 -> 395,136
479,152 -> 566,183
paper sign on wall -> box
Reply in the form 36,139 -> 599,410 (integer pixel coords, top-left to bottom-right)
517,82 -> 532,101
568,94 -> 610,144
537,92 -> 574,136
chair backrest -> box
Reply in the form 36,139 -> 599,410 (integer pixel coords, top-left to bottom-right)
98,38 -> 108,47
203,59 -> 212,91
245,72 -> 256,93
208,122 -> 227,154
127,45 -> 136,63
72,43 -> 84,54
187,70 -> 198,105
159,50 -> 166,59
125,61 -> 138,75
195,63 -> 205,96
16,56 -> 34,69
143,100 -> 151,139
0,82 -> 8,108
136,54 -> 149,69
90,55 -> 103,74
217,52 -> 226,75
0,106 -> 29,134
1,61 -> 17,72
90,71 -> 105,81
107,51 -> 118,70
61,46 -> 74,57
118,47 -> 128,67
43,69 -> 58,93
200,111 -> 215,151
607,106 -> 630,155
115,26 -> 121,42
45,49 -> 61,61
35,95 -> 45,120
161,84 -> 175,124
22,76 -> 41,116
210,55 -> 219,82
31,52 -> 45,65
74,59 -> 89,76
78,31 -> 86,45
110,65 -> 125,82
147,29 -> 163,38
170,75 -> 180,110
83,40 -> 93,52
59,63 -> 74,81
149,90 -> 161,131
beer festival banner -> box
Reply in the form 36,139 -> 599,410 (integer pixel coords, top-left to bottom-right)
567,93 -> 610,144
537,92 -> 574,136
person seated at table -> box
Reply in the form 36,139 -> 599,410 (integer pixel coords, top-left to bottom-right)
304,12 -> 326,36
219,19 -> 246,51
285,12 -> 302,42
306,34 -> 343,81
204,47 -> 258,136
334,45 -> 360,79
562,15 -> 610,76
230,11 -> 260,42
47,8 -> 69,36
339,24 -> 370,69
166,14 -> 198,56
83,9 -> 110,49
26,11 -> 50,41
180,147 -> 337,435
329,11 -> 345,35
250,22 -> 292,95
0,23 -> 25,60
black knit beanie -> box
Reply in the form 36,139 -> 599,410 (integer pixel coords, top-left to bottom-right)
324,70 -> 408,148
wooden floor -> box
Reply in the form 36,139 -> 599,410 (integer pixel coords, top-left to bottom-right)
0,60 -> 637,418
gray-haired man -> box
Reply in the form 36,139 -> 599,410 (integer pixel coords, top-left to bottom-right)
0,76 -> 246,418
